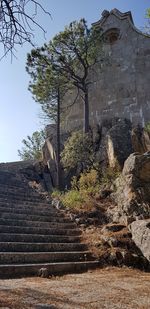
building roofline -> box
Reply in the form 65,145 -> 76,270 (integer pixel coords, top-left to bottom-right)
92,8 -> 150,38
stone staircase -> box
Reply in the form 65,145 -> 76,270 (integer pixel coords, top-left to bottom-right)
0,169 -> 99,278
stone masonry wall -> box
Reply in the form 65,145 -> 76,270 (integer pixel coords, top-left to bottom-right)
62,9 -> 150,132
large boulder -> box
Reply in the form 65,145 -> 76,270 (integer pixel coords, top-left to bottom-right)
106,118 -> 133,169
42,124 -> 69,189
129,219 -> 150,262
113,152 -> 150,223
131,126 -> 150,154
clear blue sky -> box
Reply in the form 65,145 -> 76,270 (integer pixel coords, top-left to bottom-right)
0,0 -> 149,162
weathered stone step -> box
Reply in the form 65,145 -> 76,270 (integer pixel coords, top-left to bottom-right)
0,212 -> 71,223
0,233 -> 80,243
0,242 -> 87,252
0,183 -> 37,193
0,196 -> 47,203
0,170 -> 98,279
0,225 -> 81,236
0,251 -> 92,264
0,192 -> 43,201
0,206 -> 67,218
0,218 -> 77,229
0,200 -> 53,208
0,173 -> 27,182
0,188 -> 44,196
0,179 -> 28,187
0,261 -> 99,278
0,201 -> 55,211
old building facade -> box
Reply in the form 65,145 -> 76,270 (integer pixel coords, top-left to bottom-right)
62,9 -> 150,132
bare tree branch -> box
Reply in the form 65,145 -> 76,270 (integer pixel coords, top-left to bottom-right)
0,0 -> 51,59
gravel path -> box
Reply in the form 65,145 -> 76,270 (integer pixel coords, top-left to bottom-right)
0,267 -> 149,309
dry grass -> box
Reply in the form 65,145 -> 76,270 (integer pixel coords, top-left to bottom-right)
0,267 -> 149,309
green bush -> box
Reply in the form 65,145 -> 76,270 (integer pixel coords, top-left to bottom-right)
57,169 -> 100,210
61,190 -> 84,208
51,168 -> 120,210
100,166 -> 120,186
51,189 -> 62,199
61,130 -> 95,171
79,169 -> 100,196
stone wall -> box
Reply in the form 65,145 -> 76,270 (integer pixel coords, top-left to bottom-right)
62,9 -> 150,132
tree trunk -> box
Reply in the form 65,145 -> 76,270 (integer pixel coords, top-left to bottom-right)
56,87 -> 61,189
84,87 -> 90,133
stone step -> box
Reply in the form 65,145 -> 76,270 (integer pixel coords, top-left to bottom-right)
0,251 -> 92,264
0,233 -> 80,243
0,225 -> 81,236
0,201 -> 55,211
0,200 -> 53,208
0,261 -> 100,279
0,206 -> 67,217
0,242 -> 87,252
0,196 -> 47,203
0,179 -> 28,187
0,184 -> 37,193
0,212 -> 72,223
0,218 -> 76,229
0,170 -> 98,278
0,192 -> 42,200
0,173 -> 27,181
0,189 -> 44,196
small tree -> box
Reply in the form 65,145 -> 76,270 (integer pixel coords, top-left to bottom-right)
18,130 -> 46,161
26,50 -> 70,188
27,19 -> 103,133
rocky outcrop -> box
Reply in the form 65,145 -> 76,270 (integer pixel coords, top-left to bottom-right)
42,124 -> 69,188
113,152 -> 150,224
42,119 -> 150,190
106,119 -> 133,169
129,219 -> 150,262
93,118 -> 134,171
84,223 -> 149,270
131,126 -> 150,154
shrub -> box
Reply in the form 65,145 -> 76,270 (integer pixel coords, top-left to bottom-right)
51,189 -> 62,199
61,130 -> 95,171
61,190 -> 84,209
51,168 -> 119,211
79,169 -> 100,196
100,166 -> 120,186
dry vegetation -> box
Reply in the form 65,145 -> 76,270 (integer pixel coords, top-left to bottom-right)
0,267 -> 149,309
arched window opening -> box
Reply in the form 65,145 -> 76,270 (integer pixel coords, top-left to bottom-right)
103,28 -> 120,44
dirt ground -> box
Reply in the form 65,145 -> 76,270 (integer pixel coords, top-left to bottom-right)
0,267 -> 149,309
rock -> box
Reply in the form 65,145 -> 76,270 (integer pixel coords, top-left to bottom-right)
101,235 -> 119,247
114,152 -> 150,222
42,125 -> 69,189
38,268 -> 49,278
122,152 -> 150,181
129,219 -> 150,262
99,188 -> 112,199
35,305 -> 57,309
122,251 -> 149,270
106,118 -> 133,169
101,223 -> 125,233
131,126 -> 150,154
